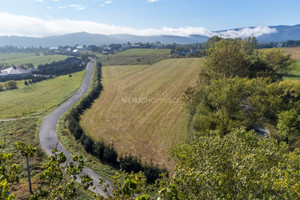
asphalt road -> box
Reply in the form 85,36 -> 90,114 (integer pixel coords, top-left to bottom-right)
39,59 -> 112,196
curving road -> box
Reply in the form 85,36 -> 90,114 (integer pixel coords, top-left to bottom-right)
39,59 -> 112,196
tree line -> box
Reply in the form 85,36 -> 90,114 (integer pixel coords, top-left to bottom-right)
37,57 -> 84,76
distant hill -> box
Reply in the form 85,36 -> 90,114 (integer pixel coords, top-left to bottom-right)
0,24 -> 299,47
0,32 -> 209,47
257,24 -> 300,42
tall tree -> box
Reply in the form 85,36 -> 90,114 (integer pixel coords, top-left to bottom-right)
14,142 -> 36,194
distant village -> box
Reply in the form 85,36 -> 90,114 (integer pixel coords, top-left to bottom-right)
1,38 -> 295,82
48,42 -> 206,57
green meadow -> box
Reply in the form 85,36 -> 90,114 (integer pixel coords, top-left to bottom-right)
284,60 -> 300,80
0,53 -> 69,68
0,71 -> 85,119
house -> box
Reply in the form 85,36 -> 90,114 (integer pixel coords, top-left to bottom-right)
76,45 -> 84,50
72,49 -> 80,54
0,66 -> 32,78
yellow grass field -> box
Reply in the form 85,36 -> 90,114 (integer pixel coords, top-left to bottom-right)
81,58 -> 202,168
284,47 -> 300,60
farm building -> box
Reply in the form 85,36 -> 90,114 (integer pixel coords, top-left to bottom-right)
0,66 -> 32,78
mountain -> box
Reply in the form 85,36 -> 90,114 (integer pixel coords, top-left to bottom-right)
0,24 -> 299,47
0,32 -> 209,47
257,24 -> 300,42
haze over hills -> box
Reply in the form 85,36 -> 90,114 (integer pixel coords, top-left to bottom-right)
0,24 -> 299,47
0,33 -> 209,47
257,24 -> 300,42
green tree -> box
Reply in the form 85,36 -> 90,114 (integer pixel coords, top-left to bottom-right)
205,35 -> 222,49
277,107 -> 300,147
240,37 -> 257,55
30,148 -> 93,200
1,142 -> 93,200
201,39 -> 249,81
185,78 -> 271,135
14,142 -> 37,194
97,172 -> 149,200
259,48 -> 294,76
191,78 -> 249,135
200,37 -> 294,83
162,128 -> 300,199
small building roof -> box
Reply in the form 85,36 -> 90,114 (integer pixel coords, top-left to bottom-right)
0,66 -> 32,76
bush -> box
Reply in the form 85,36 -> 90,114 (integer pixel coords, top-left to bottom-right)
4,80 -> 17,90
120,154 -> 143,173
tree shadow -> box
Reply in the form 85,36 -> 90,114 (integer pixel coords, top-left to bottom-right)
283,73 -> 300,78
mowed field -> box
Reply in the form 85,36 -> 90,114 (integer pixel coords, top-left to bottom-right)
81,58 -> 202,168
99,48 -> 171,66
284,47 -> 300,60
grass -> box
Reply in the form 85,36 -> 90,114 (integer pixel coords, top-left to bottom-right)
284,47 -> 300,60
58,115 -> 116,180
283,48 -> 300,80
98,48 -> 171,65
284,60 -> 300,80
0,71 -> 85,118
0,69 -> 95,199
1,119 -> 93,200
0,118 -> 44,199
0,53 -> 69,68
80,58 -> 203,170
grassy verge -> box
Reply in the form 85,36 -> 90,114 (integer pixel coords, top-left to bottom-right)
56,62 -> 116,180
57,114 -> 116,180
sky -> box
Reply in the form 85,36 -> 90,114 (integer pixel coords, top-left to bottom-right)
0,0 -> 299,37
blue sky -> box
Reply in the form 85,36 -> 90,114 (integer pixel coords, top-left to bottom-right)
0,0 -> 299,37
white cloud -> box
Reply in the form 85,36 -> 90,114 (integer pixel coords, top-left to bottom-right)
0,12 -> 277,39
148,0 -> 160,2
215,26 -> 277,38
100,1 -> 112,7
70,4 -> 85,10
